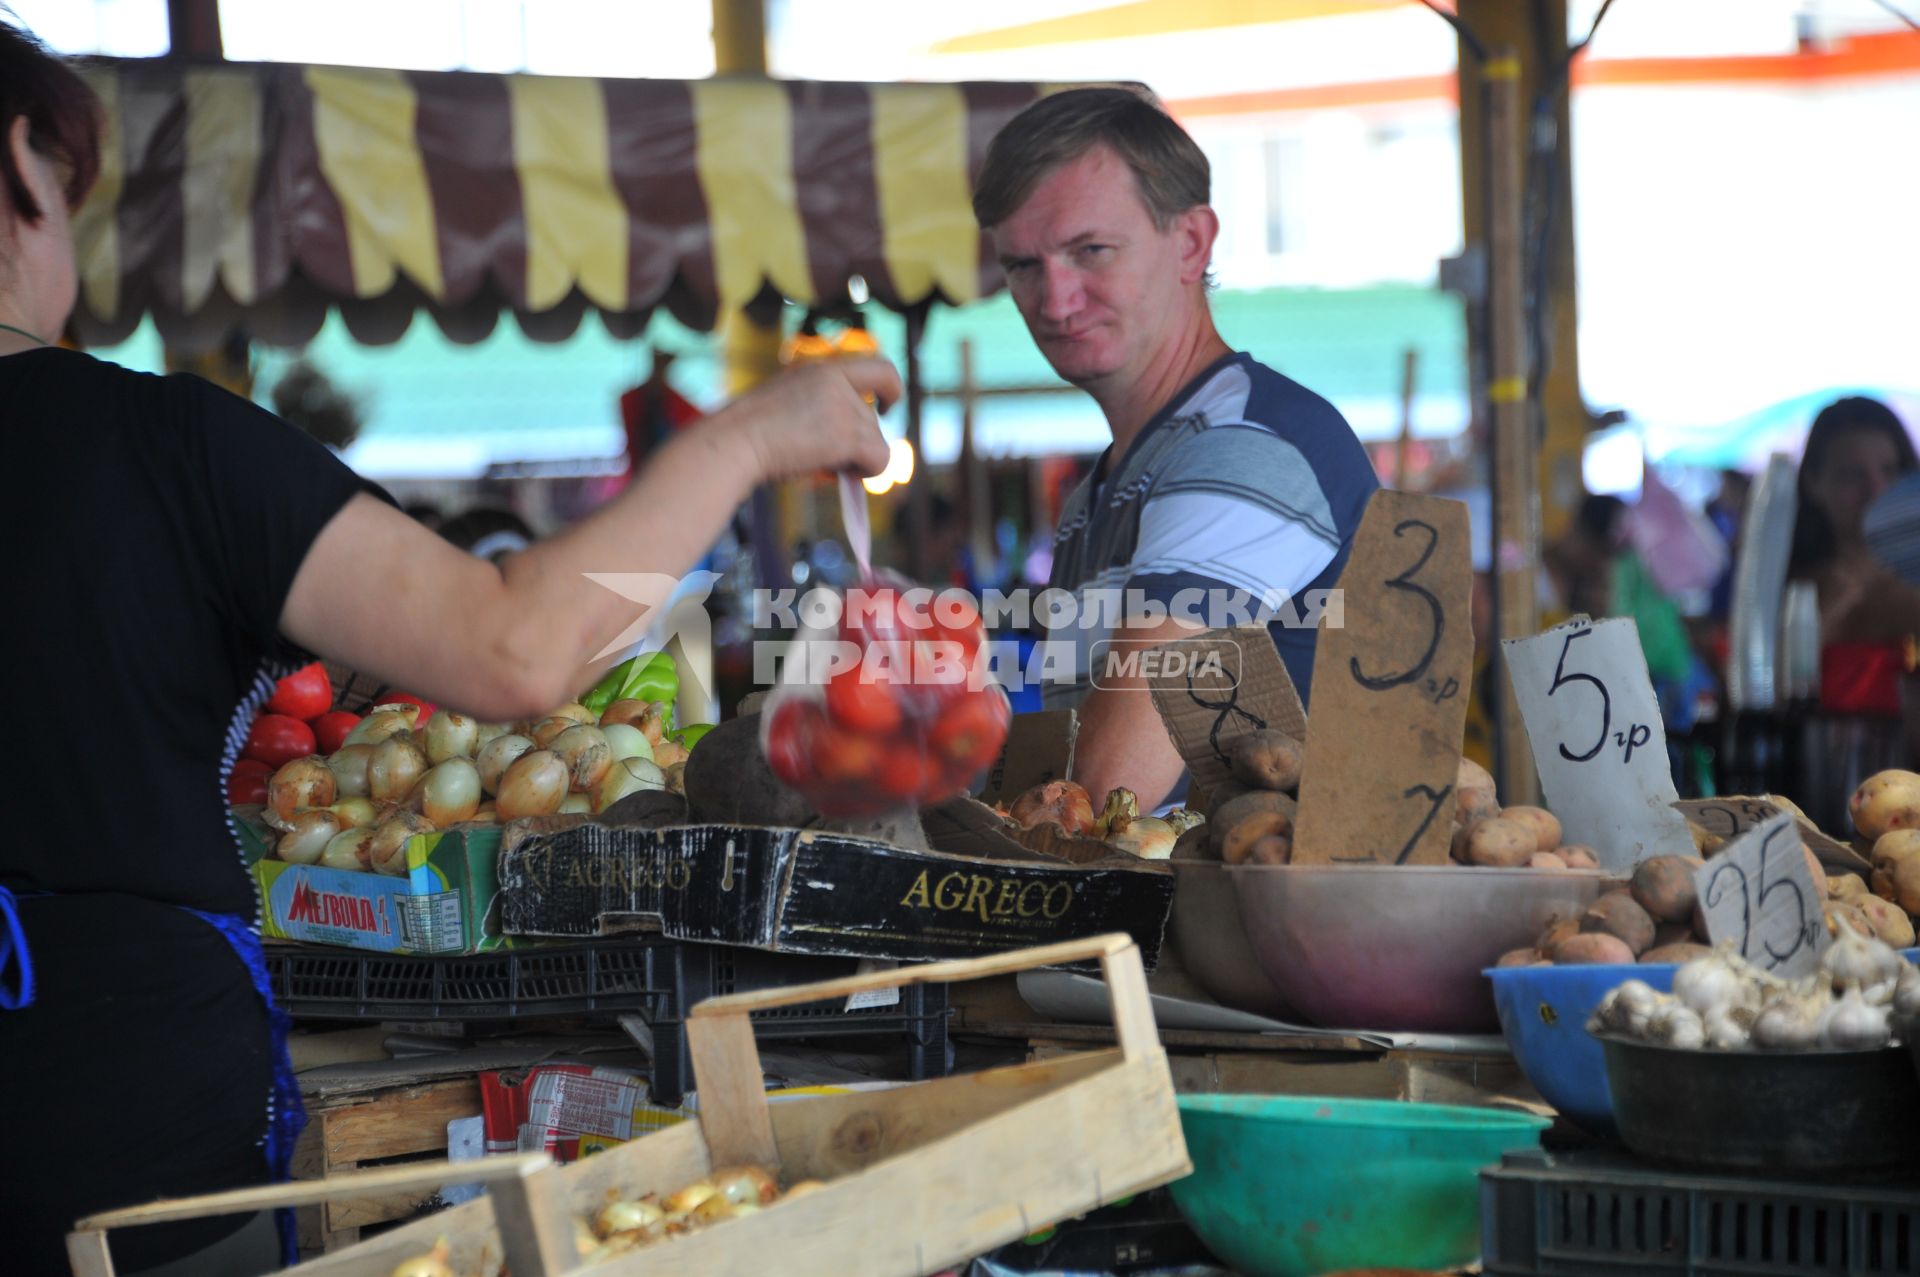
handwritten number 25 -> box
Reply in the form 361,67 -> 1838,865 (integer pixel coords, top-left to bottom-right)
1548,628 -> 1612,763
1351,519 -> 1443,691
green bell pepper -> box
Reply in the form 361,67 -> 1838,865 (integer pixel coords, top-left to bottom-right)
672,722 -> 714,752
616,651 -> 680,727
580,657 -> 639,716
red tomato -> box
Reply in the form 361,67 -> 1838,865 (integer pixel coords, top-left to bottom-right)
813,720 -> 880,784
227,759 -> 272,806
931,595 -> 983,653
242,713 -> 317,769
265,662 -> 332,721
929,691 -> 1010,772
874,746 -> 928,800
375,693 -> 435,727
764,701 -> 822,787
824,670 -> 903,735
310,710 -> 362,755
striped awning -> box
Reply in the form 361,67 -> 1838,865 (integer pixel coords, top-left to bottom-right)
70,61 -> 1043,350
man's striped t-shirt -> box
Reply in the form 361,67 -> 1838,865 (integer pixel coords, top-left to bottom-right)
1041,351 -> 1379,712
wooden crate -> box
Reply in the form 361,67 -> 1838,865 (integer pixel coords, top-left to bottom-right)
292,1076 -> 484,1254
68,933 -> 1190,1277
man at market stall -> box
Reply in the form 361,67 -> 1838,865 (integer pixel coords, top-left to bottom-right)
0,20 -> 895,1275
973,88 -> 1378,808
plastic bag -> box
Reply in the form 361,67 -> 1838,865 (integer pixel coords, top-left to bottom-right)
1630,459 -> 1729,596
759,572 -> 1010,817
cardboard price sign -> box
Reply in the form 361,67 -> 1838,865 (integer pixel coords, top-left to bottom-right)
1293,491 -> 1472,865
1146,627 -> 1306,805
1673,796 -> 1872,875
1502,617 -> 1692,872
979,709 -> 1078,805
1693,812 -> 1830,979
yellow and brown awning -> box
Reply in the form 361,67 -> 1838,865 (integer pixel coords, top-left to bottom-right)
70,61 -> 1043,349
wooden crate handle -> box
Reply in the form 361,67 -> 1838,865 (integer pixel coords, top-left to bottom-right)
66,1153 -> 555,1277
685,933 -> 1156,1170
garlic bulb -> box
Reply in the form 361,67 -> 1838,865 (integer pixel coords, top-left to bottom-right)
1704,1006 -> 1751,1050
1822,927 -> 1901,995
1648,1001 -> 1706,1049
1818,984 -> 1892,1051
1752,996 -> 1824,1050
1894,963 -> 1920,1019
1673,952 -> 1753,1019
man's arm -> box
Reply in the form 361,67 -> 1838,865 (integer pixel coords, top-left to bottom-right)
1068,612 -> 1205,810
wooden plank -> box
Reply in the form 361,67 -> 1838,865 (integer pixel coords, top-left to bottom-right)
323,1181 -> 446,1233
490,1162 -> 580,1277
688,932 -> 1134,1017
962,1020 -> 1377,1054
685,1013 -> 780,1170
319,1078 -> 481,1165
65,1230 -> 114,1277
74,1155 -> 551,1231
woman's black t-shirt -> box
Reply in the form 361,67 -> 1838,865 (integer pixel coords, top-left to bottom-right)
0,348 -> 379,1272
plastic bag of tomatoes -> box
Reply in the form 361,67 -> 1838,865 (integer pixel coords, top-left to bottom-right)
760,576 -> 1010,818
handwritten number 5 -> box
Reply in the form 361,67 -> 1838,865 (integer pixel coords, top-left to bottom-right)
1548,628 -> 1612,763
1351,519 -> 1443,691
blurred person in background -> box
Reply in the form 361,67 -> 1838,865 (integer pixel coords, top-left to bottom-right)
1541,493 -> 1627,622
0,20 -> 894,1274
1787,396 -> 1920,720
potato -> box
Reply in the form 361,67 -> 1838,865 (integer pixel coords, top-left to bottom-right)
1551,932 -> 1637,965
1499,806 -> 1562,854
1854,894 -> 1918,948
1890,855 -> 1920,916
1537,916 -> 1581,952
1528,851 -> 1568,870
1247,833 -> 1293,866
1850,769 -> 1920,841
1829,872 -> 1869,900
1630,855 -> 1703,924
1582,890 -> 1656,956
1873,867 -> 1898,901
1496,947 -> 1548,968
1466,817 -> 1536,868
1801,843 -> 1827,902
1211,791 -> 1296,864
1872,828 -> 1920,870
1827,900 -> 1873,939
1457,755 -> 1496,796
1687,820 -> 1725,856
1455,787 -> 1502,825
1450,817 -> 1485,864
1170,825 -> 1216,863
1204,775 -> 1253,820
1641,942 -> 1713,964
1651,920 -> 1695,949
1227,729 -> 1305,793
1558,845 -> 1599,870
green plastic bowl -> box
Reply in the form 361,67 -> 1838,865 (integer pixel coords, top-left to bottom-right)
1169,1095 -> 1548,1277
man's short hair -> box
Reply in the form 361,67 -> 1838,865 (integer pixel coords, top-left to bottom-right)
972,86 -> 1210,231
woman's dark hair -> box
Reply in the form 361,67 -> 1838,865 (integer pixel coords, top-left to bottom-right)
0,19 -> 102,220
1576,493 -> 1628,547
1788,395 -> 1917,577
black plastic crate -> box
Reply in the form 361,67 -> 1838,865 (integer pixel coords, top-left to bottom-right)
266,938 -> 950,1105
1484,1147 -> 1920,1276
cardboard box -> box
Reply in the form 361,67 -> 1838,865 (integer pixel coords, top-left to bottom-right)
236,810 -> 505,955
497,822 -> 1173,966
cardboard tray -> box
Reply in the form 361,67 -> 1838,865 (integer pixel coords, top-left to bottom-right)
497,820 -> 1174,967
68,934 -> 1192,1277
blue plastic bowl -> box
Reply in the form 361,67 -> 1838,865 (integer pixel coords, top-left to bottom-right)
1486,963 -> 1677,1138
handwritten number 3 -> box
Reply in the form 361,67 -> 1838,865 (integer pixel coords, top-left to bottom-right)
1351,519 -> 1443,691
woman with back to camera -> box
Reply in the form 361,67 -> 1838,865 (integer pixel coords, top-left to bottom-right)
0,21 -> 894,1275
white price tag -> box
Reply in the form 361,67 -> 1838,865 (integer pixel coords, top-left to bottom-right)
1501,616 -> 1692,872
1692,813 -> 1830,979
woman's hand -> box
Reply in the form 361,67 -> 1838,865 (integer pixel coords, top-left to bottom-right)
722,358 -> 899,484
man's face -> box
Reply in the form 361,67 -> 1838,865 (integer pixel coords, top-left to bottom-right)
990,145 -> 1197,393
